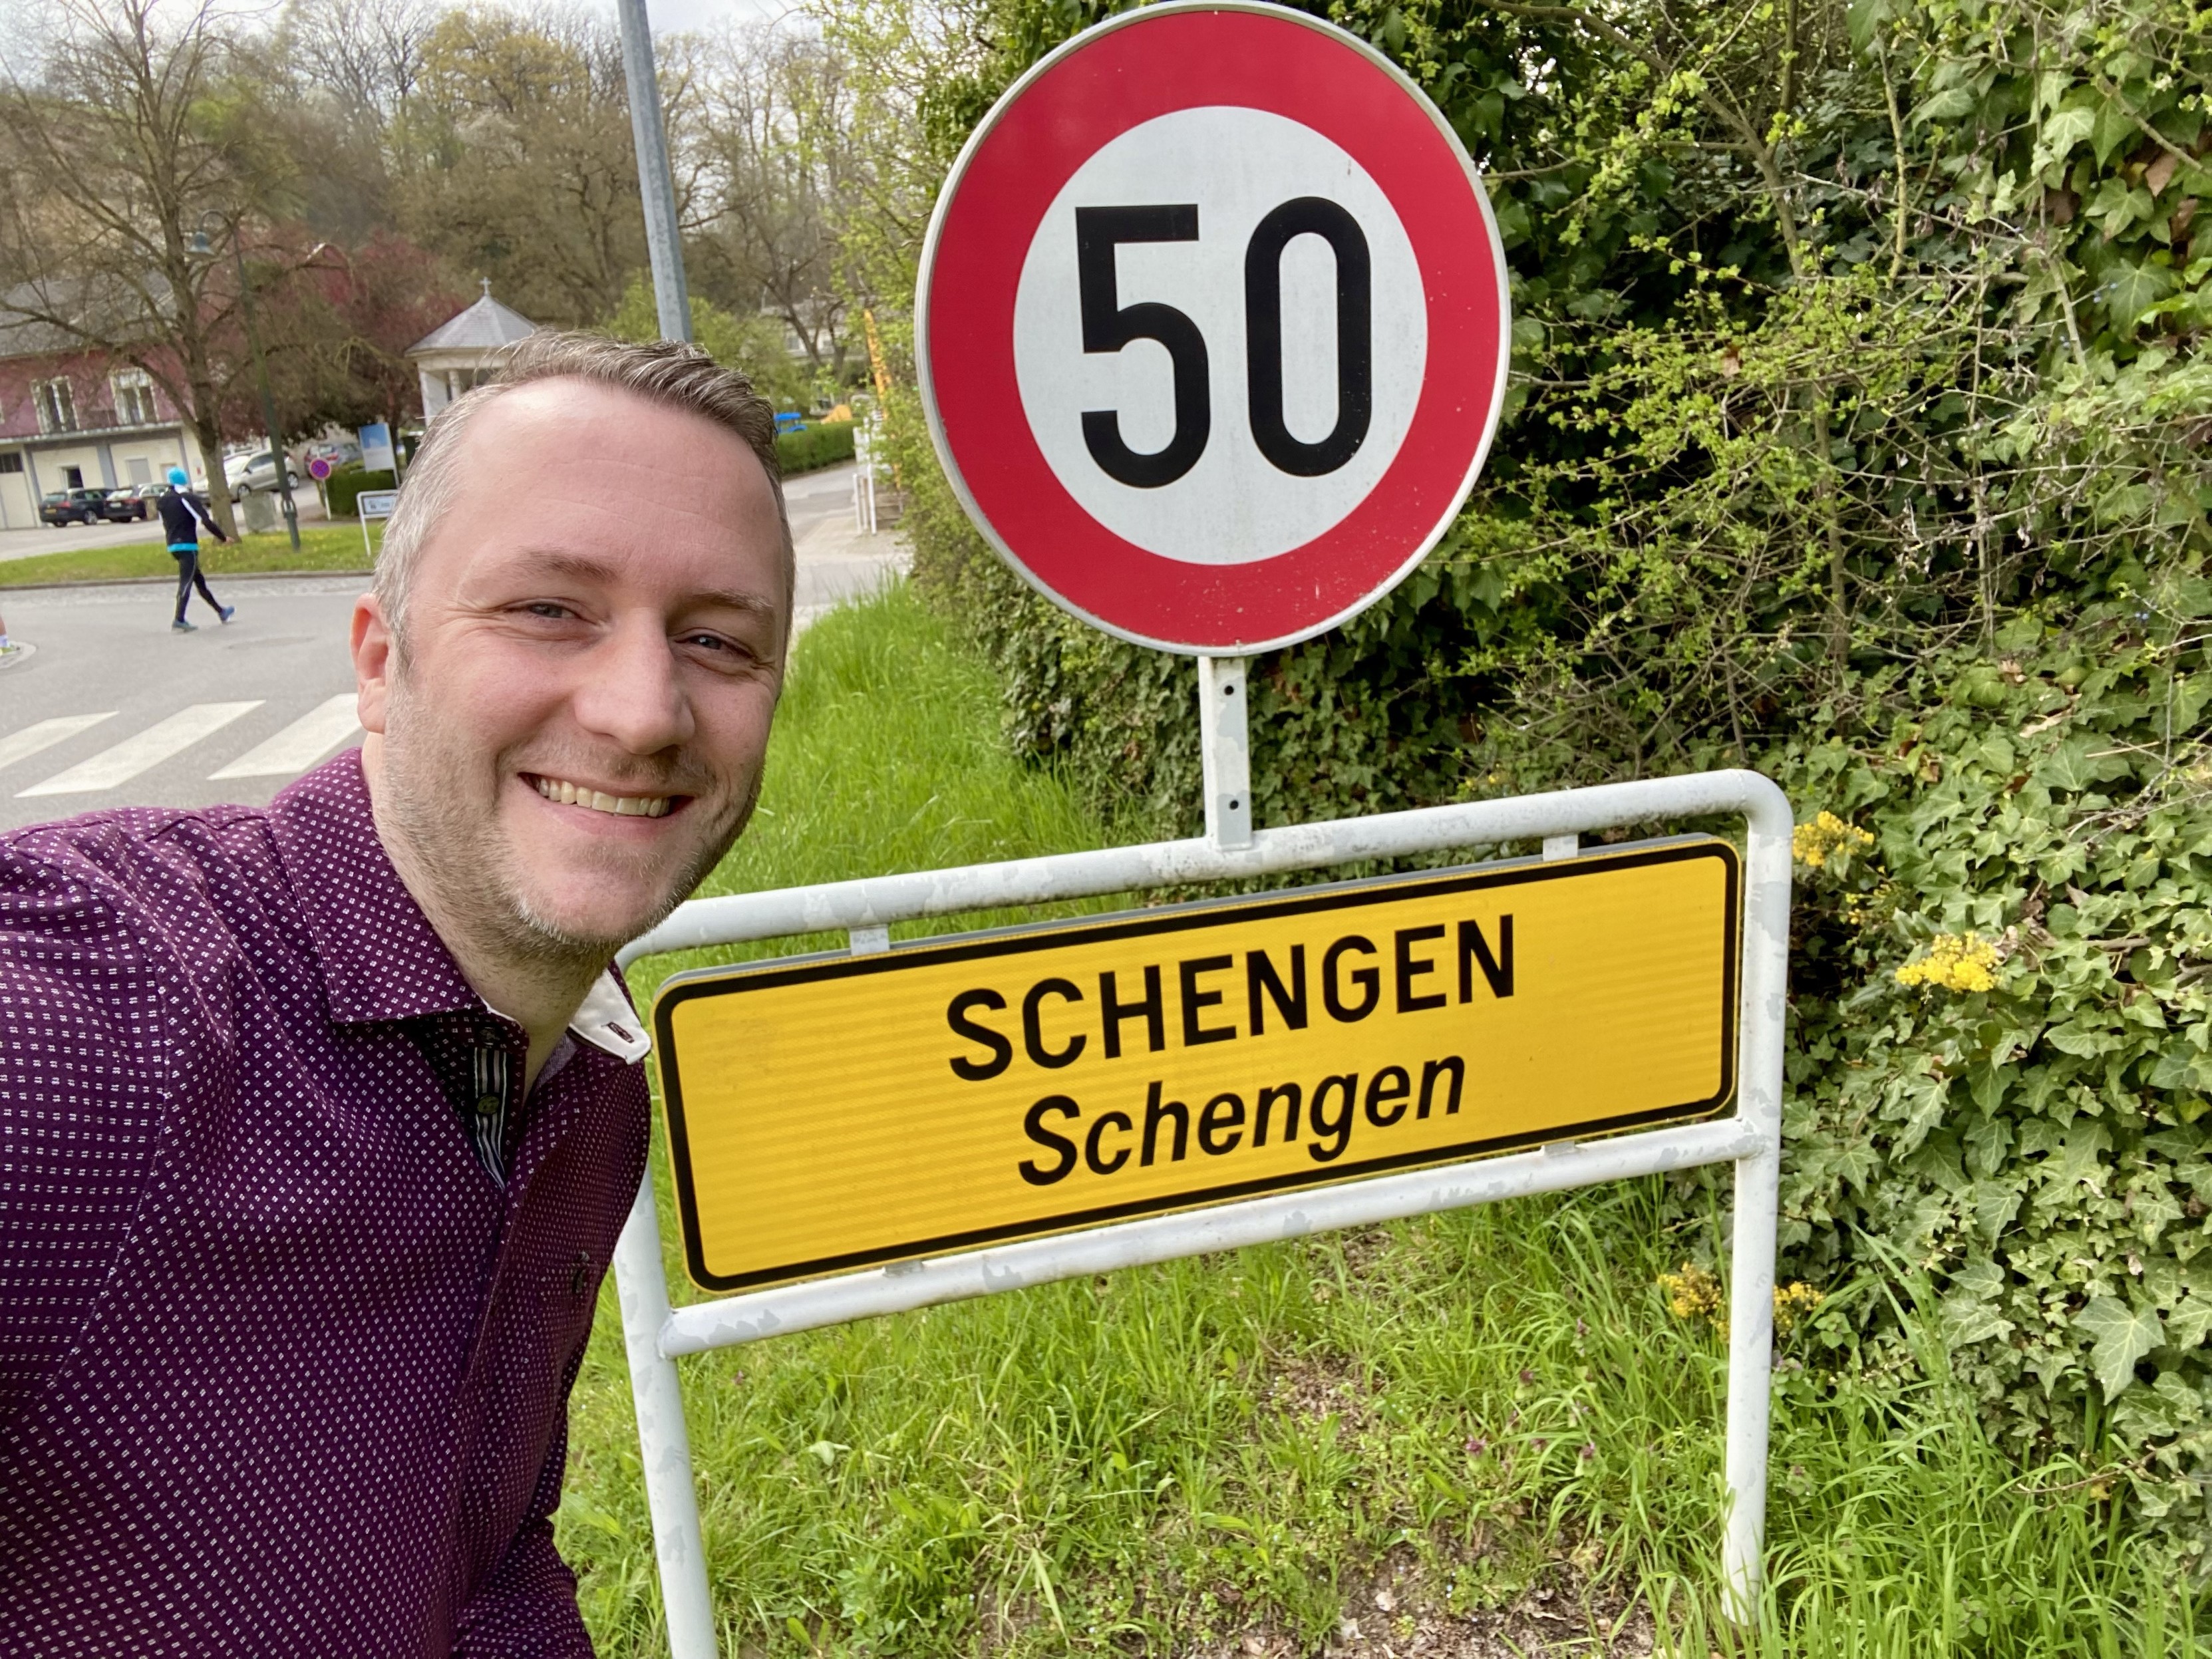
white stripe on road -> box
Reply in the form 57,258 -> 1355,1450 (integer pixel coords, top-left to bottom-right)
19,702 -> 263,796
0,712 -> 116,776
208,693 -> 362,780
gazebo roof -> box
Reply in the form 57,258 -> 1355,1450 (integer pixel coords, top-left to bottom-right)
408,282 -> 539,357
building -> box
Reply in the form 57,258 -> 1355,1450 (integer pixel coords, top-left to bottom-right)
408,282 -> 540,419
0,295 -> 208,529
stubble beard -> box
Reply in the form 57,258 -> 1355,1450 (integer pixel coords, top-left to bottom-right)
377,677 -> 762,977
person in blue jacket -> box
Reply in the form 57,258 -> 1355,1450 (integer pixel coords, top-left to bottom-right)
155,465 -> 236,632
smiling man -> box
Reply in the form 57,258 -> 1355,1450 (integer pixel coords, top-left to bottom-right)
0,335 -> 789,1655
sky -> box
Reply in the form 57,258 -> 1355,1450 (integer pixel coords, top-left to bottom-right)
626,0 -> 796,33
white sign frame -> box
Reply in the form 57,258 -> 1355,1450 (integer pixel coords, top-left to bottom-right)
355,488 -> 399,562
609,687 -> 1790,1654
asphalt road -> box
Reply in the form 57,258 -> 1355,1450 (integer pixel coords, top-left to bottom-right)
0,462 -> 901,835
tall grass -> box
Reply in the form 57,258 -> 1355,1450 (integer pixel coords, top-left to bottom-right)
565,585 -> 2205,1657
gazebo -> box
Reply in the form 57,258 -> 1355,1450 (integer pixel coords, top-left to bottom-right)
408,281 -> 540,418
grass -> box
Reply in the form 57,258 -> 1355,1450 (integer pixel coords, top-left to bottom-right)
569,583 -> 2209,1658
0,521 -> 379,586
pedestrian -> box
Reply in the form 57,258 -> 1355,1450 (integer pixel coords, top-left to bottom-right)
0,604 -> 13,657
0,333 -> 794,1652
155,463 -> 236,631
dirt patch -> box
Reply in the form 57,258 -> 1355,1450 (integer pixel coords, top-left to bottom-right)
1183,1550 -> 1659,1659
1263,1350 -> 1382,1439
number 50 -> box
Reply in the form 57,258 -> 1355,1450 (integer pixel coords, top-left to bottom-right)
1076,200 -> 1374,489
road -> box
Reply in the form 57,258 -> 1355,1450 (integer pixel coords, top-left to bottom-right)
0,462 -> 901,834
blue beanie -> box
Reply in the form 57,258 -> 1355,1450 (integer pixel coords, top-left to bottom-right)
167,466 -> 189,487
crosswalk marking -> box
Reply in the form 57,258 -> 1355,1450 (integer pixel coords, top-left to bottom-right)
0,713 -> 116,776
208,694 -> 363,780
18,702 -> 264,798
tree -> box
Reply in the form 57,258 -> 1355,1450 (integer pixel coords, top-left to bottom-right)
603,271 -> 809,410
385,6 -> 675,327
0,0 -> 298,531
251,227 -> 464,439
691,23 -> 857,380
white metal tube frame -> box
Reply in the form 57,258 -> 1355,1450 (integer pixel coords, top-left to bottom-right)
611,668 -> 1790,1655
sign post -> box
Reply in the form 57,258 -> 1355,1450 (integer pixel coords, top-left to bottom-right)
608,5 -> 1788,1651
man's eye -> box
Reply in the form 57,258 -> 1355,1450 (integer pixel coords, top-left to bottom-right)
524,601 -> 575,620
681,632 -> 738,653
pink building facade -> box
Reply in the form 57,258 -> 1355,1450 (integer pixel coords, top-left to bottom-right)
0,320 -> 206,529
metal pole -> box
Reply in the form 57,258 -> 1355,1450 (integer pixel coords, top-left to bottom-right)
1197,657 -> 1253,849
612,1174 -> 719,1659
1720,774 -> 1792,1622
615,0 -> 693,345
230,230 -> 299,551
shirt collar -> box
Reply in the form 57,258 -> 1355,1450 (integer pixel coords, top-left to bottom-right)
268,751 -> 652,1064
570,970 -> 651,1062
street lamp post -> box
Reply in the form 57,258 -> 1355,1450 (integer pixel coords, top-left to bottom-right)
191,212 -> 299,552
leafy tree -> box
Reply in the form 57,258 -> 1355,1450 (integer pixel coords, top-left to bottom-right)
0,0 -> 307,531
603,270 -> 810,410
385,6 -> 669,327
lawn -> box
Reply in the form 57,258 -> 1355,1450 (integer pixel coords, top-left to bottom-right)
0,522 -> 379,587
573,584 -> 2205,1658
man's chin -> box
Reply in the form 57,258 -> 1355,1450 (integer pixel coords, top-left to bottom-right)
508,879 -> 686,960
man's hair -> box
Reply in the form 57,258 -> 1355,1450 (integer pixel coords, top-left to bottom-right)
374,331 -> 791,644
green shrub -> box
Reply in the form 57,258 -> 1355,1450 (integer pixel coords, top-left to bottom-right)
325,467 -> 398,518
776,420 -> 856,475
1756,588 -> 2212,1555
884,0 -> 2212,1556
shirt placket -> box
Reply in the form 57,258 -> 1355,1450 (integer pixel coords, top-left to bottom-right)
464,1020 -> 513,1186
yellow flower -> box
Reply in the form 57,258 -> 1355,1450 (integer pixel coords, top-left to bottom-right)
1658,1263 -> 1726,1326
1793,810 -> 1875,870
1773,1282 -> 1825,1336
1659,1266 -> 1826,1338
1896,932 -> 2003,994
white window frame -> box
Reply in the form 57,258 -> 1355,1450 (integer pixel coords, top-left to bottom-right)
110,368 -> 156,428
33,378 -> 77,435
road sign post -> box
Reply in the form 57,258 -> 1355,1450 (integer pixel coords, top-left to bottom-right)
607,5 -> 1788,1649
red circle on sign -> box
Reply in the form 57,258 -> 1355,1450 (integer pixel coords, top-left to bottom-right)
917,1 -> 1508,655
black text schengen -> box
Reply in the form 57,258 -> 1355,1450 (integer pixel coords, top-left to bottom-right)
940,919 -> 1513,1183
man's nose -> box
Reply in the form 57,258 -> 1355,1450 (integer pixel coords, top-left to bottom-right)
572,615 -> 695,756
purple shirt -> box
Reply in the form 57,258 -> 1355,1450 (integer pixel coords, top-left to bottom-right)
0,751 -> 651,1656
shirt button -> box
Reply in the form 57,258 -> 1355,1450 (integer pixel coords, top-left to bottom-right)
474,1093 -> 502,1116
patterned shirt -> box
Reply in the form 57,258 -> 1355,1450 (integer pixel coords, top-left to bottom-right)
0,750 -> 652,1656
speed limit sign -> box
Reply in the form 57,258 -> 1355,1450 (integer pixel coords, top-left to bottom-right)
917,0 -> 1510,655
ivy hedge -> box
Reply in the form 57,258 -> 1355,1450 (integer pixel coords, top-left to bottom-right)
877,0 -> 2212,1552
775,420 -> 857,476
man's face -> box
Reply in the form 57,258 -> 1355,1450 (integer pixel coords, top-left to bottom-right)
351,378 -> 787,960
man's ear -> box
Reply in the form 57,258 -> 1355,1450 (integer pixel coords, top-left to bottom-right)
352,592 -> 395,736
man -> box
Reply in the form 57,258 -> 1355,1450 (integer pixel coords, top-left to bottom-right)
156,463 -> 237,631
0,333 -> 792,1654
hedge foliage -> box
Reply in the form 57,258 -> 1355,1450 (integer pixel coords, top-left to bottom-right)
324,466 -> 397,518
877,0 -> 2212,1547
776,420 -> 857,476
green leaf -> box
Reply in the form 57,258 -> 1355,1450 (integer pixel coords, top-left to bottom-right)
2102,260 -> 2178,328
2167,1296 -> 2212,1350
1911,86 -> 1975,126
2032,106 -> 2097,176
2076,1295 -> 2163,1398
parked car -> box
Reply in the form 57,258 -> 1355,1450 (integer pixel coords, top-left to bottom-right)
39,488 -> 118,526
225,450 -> 298,495
100,487 -> 150,522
